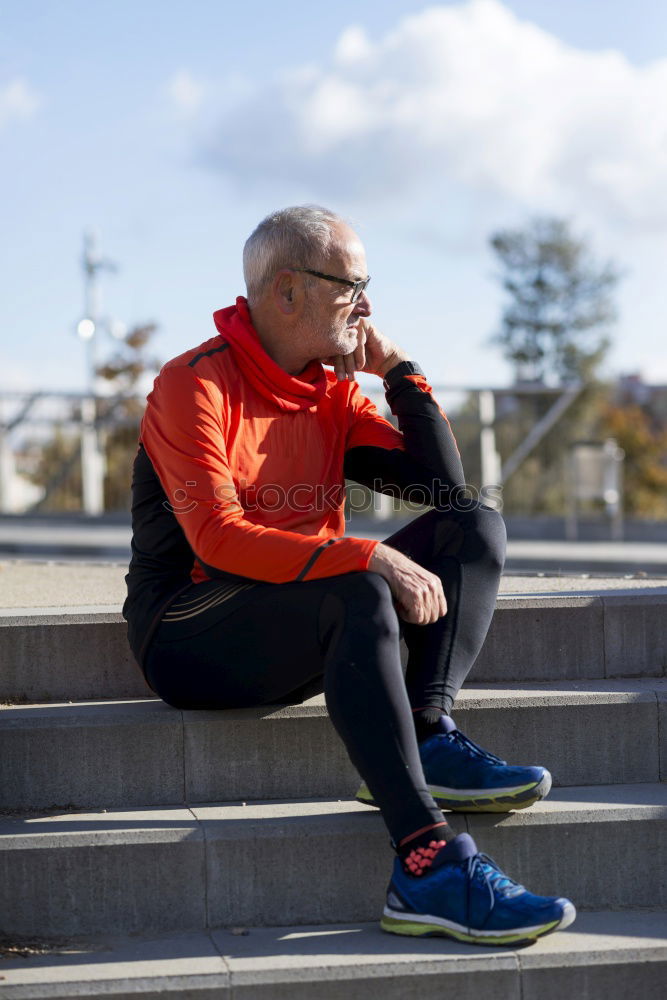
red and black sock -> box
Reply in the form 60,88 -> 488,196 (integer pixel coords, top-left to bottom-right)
397,821 -> 455,877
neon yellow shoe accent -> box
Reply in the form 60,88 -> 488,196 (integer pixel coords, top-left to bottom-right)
381,915 -> 469,939
431,781 -> 537,801
429,780 -> 543,813
380,913 -> 561,945
356,782 -> 375,805
356,775 -> 550,813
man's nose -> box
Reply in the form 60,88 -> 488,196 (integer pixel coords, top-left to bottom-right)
355,290 -> 372,316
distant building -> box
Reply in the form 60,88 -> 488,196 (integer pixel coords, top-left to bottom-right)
615,374 -> 667,423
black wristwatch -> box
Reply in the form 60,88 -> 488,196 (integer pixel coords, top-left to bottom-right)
382,360 -> 424,391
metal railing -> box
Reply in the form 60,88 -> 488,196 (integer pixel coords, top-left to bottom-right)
0,382 -> 585,516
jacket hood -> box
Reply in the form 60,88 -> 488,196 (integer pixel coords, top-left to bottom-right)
212,297 -> 328,412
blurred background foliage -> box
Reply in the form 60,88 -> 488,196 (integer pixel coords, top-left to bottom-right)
24,323 -> 160,513
20,216 -> 667,520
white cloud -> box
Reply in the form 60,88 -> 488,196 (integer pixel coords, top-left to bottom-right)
166,70 -> 205,114
201,0 -> 667,230
334,25 -> 373,65
0,78 -> 41,130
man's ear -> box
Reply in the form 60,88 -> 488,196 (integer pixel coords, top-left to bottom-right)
273,269 -> 299,316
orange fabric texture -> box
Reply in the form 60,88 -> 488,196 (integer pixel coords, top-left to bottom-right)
140,298 -> 406,585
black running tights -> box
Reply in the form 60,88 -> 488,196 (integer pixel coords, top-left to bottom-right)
144,504 -> 506,845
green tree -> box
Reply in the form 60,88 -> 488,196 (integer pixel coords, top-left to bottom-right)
489,217 -> 620,384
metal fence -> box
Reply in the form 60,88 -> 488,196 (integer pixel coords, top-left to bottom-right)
0,383 -> 587,517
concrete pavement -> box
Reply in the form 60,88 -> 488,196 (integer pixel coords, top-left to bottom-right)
2,514 -> 667,573
1,560 -> 666,613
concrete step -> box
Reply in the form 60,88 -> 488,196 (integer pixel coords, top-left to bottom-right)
1,785 -> 666,937
2,910 -> 666,1000
2,681 -> 666,811
0,610 -> 152,703
2,590 -> 666,702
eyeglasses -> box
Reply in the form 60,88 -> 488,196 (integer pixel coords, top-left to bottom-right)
293,268 -> 371,304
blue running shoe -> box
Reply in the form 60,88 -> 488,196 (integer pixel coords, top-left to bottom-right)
357,715 -> 551,812
382,832 -> 576,945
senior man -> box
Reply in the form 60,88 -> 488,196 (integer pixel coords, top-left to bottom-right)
123,205 -> 575,945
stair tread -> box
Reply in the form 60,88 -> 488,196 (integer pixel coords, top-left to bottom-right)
3,578 -> 667,620
1,910 -> 666,997
2,783 -> 666,841
4,676 -> 667,720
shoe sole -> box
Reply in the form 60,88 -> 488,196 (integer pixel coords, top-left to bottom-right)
356,771 -> 552,813
381,899 -> 576,946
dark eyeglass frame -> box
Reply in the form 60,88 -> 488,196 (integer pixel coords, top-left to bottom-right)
293,268 -> 371,303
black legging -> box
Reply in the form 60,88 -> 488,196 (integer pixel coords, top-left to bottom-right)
144,503 -> 506,845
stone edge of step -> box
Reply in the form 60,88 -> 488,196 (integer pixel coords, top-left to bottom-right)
1,911 -> 666,999
2,588 -> 667,625
2,784 -> 666,843
3,677 -> 667,724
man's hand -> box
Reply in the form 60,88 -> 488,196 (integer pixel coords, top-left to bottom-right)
322,320 -> 409,382
368,542 -> 447,625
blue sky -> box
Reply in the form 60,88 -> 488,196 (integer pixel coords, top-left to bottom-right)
2,0 -> 666,394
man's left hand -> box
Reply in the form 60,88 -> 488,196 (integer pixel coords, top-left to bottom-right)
321,321 -> 409,382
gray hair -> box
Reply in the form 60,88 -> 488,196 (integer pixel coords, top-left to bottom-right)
243,205 -> 346,305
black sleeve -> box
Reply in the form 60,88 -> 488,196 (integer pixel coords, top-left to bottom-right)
343,361 -> 465,508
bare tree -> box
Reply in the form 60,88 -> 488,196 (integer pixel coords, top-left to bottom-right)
96,323 -> 161,510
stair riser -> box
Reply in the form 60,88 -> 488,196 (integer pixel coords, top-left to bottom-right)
472,596 -> 667,684
204,813 -> 667,928
3,595 -> 666,702
2,812 -> 665,937
0,715 -> 185,811
214,969 -> 518,1000
6,963 -> 667,1000
1,697 -> 662,811
522,961 -> 667,1000
457,699 -> 663,790
3,993 -> 218,1000
0,619 -> 150,702
0,839 -> 205,938
468,812 -> 667,912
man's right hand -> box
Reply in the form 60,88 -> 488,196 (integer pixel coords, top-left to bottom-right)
368,543 -> 447,625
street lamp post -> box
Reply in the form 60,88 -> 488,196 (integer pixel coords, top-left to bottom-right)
77,230 -> 115,516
